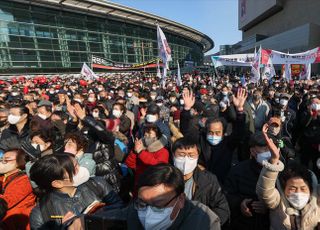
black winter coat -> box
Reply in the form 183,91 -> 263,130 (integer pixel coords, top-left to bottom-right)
0,122 -> 30,151
30,177 -> 123,230
223,159 -> 269,230
192,166 -> 230,225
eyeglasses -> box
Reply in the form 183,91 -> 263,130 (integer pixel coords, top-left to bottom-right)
0,158 -> 16,164
134,193 -> 180,212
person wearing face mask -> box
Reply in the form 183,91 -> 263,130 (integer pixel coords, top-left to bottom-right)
86,92 -> 97,111
0,149 -> 36,230
125,124 -> 169,196
32,100 -> 52,125
198,88 -> 248,184
298,97 -> 320,175
155,96 -> 170,123
0,105 -> 30,151
224,131 -> 271,230
139,104 -> 171,145
93,164 -> 220,230
111,103 -> 131,137
256,126 -> 320,230
172,137 -> 230,226
271,93 -> 297,139
248,89 -> 270,131
0,108 -> 9,139
266,117 -> 295,164
29,154 -> 124,229
64,132 -> 96,176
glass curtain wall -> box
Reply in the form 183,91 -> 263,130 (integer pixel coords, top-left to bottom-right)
0,0 -> 203,73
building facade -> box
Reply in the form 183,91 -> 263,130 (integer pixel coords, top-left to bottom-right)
208,0 -> 320,73
0,0 -> 213,74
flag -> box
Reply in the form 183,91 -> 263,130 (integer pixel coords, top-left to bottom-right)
250,46 -> 261,83
283,64 -> 291,82
261,56 -> 275,80
81,63 -> 98,80
241,74 -> 247,87
176,61 -> 182,86
299,64 -> 311,80
156,59 -> 161,78
157,25 -> 172,80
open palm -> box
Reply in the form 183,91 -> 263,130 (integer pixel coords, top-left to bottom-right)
233,88 -> 247,111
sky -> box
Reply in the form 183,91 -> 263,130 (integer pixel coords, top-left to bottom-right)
110,0 -> 242,55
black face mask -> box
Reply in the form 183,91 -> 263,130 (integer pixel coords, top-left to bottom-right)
0,120 -> 7,127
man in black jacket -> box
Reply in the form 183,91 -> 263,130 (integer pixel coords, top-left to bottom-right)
0,104 -> 30,151
223,131 -> 270,230
182,88 -> 248,184
172,137 -> 230,226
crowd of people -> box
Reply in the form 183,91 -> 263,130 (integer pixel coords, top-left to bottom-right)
0,72 -> 319,230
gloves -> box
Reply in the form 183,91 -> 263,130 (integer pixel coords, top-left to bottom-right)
21,140 -> 41,159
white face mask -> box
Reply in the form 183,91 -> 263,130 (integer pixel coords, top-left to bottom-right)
127,92 -> 133,98
92,112 -> 99,118
174,156 -> 198,175
38,113 -> 47,120
169,98 -> 176,103
138,205 -> 174,230
179,99 -> 184,105
112,110 -> 122,118
280,99 -> 288,107
256,151 -> 272,164
31,143 -> 46,152
311,103 -> 320,111
286,192 -> 310,210
11,92 -> 19,97
146,114 -> 157,123
0,161 -> 16,174
144,137 -> 157,147
88,97 -> 95,102
73,166 -> 90,187
8,114 -> 21,125
150,95 -> 156,100
156,103 -> 163,107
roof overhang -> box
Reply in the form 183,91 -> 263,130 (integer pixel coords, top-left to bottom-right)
10,0 -> 214,52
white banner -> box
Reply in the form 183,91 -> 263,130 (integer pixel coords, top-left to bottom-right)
80,63 -> 98,80
211,53 -> 254,67
261,47 -> 320,65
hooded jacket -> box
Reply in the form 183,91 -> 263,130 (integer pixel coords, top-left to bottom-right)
125,138 -> 169,195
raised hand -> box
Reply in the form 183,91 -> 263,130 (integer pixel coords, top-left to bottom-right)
233,88 -> 247,111
67,104 -> 77,121
134,138 -> 144,154
74,104 -> 86,120
262,123 -> 280,164
182,89 -> 195,111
